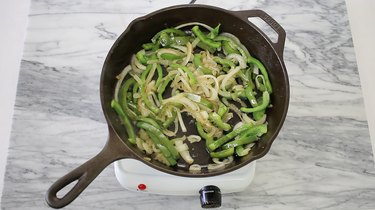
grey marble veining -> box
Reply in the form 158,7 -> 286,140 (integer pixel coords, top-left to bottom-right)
2,0 -> 375,209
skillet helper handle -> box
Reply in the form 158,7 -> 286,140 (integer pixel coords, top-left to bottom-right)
46,130 -> 130,208
234,10 -> 286,57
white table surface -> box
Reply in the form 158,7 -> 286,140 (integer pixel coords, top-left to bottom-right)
0,0 -> 374,200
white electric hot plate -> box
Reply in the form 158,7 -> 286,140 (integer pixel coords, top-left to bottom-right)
114,159 -> 256,195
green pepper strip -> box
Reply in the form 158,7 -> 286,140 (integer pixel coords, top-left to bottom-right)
140,64 -> 159,114
223,124 -> 267,149
140,64 -> 152,82
111,100 -> 136,144
127,101 -> 141,115
192,26 -> 221,49
146,131 -> 177,166
213,57 -> 235,68
208,123 -> 253,151
155,64 -> 163,88
159,32 -> 171,47
218,103 -> 229,117
240,91 -> 270,113
170,63 -> 197,85
247,57 -> 272,93
162,110 -> 177,128
222,40 -> 239,55
132,83 -> 139,104
157,73 -> 176,102
209,112 -> 231,131
231,91 -> 246,100
222,135 -> 258,150
119,78 -> 137,120
235,146 -> 249,157
196,41 -> 216,53
245,68 -> 255,89
210,147 -> 234,158
142,43 -> 156,50
151,28 -> 185,43
136,121 -> 179,160
136,50 -> 147,65
199,97 -> 214,109
244,85 -> 258,107
207,24 -> 221,39
137,117 -> 161,129
145,54 -> 158,63
140,85 -> 159,114
171,36 -> 192,46
196,122 -> 213,148
253,96 -> 265,121
244,83 -> 265,120
215,35 -> 250,58
255,76 -> 266,92
222,124 -> 267,149
193,54 -> 212,74
160,53 -> 185,60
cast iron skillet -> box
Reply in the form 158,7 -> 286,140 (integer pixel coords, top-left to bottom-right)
46,4 -> 289,208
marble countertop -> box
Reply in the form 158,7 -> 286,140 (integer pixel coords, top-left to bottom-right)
1,0 -> 375,209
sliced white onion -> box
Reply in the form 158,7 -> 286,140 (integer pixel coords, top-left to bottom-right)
177,111 -> 187,132
223,99 -> 243,121
138,99 -> 151,117
175,140 -> 194,164
157,48 -> 185,59
189,164 -> 202,172
186,93 -> 201,103
131,55 -> 143,75
163,94 -> 199,111
227,53 -> 247,69
163,116 -> 179,137
130,72 -> 142,85
175,140 -> 189,152
135,137 -> 145,151
233,122 -> 244,130
220,67 -> 241,91
255,75 -> 266,89
199,75 -> 219,93
200,110 -> 209,120
114,65 -> 132,102
150,92 -> 160,107
171,45 -> 187,53
182,43 -> 192,66
255,114 -> 267,125
222,112 -> 233,123
253,65 -> 259,75
242,113 -> 256,124
237,147 -> 251,156
151,143 -> 160,153
187,135 -> 201,143
212,156 -> 233,165
146,63 -> 157,83
208,87 -> 218,101
134,54 -> 146,70
208,163 -> 225,171
142,142 -> 153,155
175,22 -> 214,31
245,143 -> 256,149
220,32 -> 251,58
154,153 -> 170,166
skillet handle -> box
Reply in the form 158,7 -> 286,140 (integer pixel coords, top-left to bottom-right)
45,128 -> 133,208
233,10 -> 286,57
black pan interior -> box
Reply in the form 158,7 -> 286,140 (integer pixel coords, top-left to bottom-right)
100,5 -> 289,177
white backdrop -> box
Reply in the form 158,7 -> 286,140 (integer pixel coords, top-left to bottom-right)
0,0 -> 374,200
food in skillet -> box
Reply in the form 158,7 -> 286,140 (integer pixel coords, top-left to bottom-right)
111,22 -> 272,171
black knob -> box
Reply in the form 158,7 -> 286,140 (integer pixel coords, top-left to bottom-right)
199,185 -> 221,208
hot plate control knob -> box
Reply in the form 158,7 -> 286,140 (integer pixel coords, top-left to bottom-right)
199,185 -> 221,208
